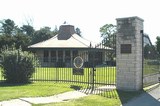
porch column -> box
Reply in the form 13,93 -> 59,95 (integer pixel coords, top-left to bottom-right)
70,50 -> 73,67
56,50 -> 58,62
63,50 -> 65,62
49,50 -> 51,65
102,51 -> 106,62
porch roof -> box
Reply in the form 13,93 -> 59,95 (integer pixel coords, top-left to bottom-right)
28,33 -> 96,49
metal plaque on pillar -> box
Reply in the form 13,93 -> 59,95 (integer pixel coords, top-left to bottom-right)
121,44 -> 132,54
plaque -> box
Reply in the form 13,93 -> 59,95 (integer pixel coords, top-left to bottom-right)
73,68 -> 84,75
121,44 -> 131,54
73,56 -> 84,75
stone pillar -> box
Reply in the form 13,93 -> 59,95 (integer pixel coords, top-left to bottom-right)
116,16 -> 144,91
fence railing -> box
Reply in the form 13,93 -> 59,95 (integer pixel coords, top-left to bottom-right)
0,59 -> 116,86
143,34 -> 160,87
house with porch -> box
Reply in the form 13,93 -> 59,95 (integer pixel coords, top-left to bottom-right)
28,25 -> 112,67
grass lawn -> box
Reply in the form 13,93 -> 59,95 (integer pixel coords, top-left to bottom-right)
0,67 -> 116,85
0,82 -> 78,101
33,95 -> 121,106
31,67 -> 116,85
143,59 -> 160,75
33,89 -> 143,106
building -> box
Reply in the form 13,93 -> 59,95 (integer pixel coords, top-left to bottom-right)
28,25 -> 112,67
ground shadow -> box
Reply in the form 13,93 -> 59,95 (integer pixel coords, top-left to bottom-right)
121,90 -> 160,106
0,81 -> 32,87
70,85 -> 83,90
116,90 -> 144,104
77,85 -> 160,106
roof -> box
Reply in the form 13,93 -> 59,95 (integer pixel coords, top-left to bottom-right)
28,33 -> 96,49
28,25 -> 113,50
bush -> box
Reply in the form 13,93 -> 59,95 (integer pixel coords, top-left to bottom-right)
0,47 -> 39,83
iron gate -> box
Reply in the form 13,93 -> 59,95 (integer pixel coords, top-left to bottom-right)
143,34 -> 160,87
28,41 -> 116,92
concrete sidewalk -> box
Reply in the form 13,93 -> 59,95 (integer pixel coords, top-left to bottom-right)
0,85 -> 116,106
123,85 -> 160,106
0,91 -> 87,106
0,85 -> 159,106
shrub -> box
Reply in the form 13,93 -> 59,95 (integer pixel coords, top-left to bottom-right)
0,47 -> 39,83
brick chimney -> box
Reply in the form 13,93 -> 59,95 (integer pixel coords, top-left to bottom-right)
58,25 -> 75,40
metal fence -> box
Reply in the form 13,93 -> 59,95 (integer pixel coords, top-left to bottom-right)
143,34 -> 160,87
0,45 -> 116,90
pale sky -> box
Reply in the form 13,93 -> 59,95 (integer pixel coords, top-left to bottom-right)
0,0 -> 159,44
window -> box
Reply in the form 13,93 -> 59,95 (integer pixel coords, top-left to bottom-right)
44,50 -> 49,62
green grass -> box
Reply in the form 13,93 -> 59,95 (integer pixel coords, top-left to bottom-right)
0,67 -> 5,80
33,89 -> 143,106
33,95 -> 121,106
0,66 -> 116,85
143,59 -> 160,75
0,82 -> 77,101
31,67 -> 116,85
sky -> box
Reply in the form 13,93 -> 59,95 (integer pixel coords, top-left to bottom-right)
0,0 -> 159,44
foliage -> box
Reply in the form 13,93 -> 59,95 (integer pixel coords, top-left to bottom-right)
52,26 -> 58,36
21,25 -> 35,37
156,36 -> 160,54
144,44 -> 157,59
0,35 -> 15,49
32,27 -> 54,44
100,24 -> 116,48
0,47 -> 38,83
0,34 -> 31,51
75,27 -> 82,37
0,19 -> 16,35
100,24 -> 116,60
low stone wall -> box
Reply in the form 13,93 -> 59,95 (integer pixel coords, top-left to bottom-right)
143,73 -> 160,87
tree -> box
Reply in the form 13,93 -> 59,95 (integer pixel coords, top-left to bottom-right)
156,36 -> 160,54
32,27 -> 53,44
21,25 -> 35,37
14,34 -> 31,50
100,24 -> 116,48
52,26 -> 58,36
0,35 -> 15,49
75,27 -> 82,37
0,19 -> 16,35
99,24 -> 116,61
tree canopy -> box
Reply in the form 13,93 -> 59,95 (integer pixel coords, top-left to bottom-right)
0,19 -> 16,35
156,36 -> 160,55
75,27 -> 82,37
99,24 -> 116,48
0,19 -> 58,50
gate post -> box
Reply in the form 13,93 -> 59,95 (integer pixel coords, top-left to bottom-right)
116,16 -> 144,91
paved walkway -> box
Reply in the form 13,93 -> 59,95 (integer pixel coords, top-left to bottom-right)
0,91 -> 87,106
0,85 -> 115,106
123,85 -> 160,106
0,85 -> 159,106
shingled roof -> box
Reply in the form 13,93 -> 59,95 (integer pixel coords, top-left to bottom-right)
28,25 -> 96,49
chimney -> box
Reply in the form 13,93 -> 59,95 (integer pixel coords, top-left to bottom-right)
58,25 -> 75,40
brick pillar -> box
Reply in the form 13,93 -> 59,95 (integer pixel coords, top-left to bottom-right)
116,16 -> 144,91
